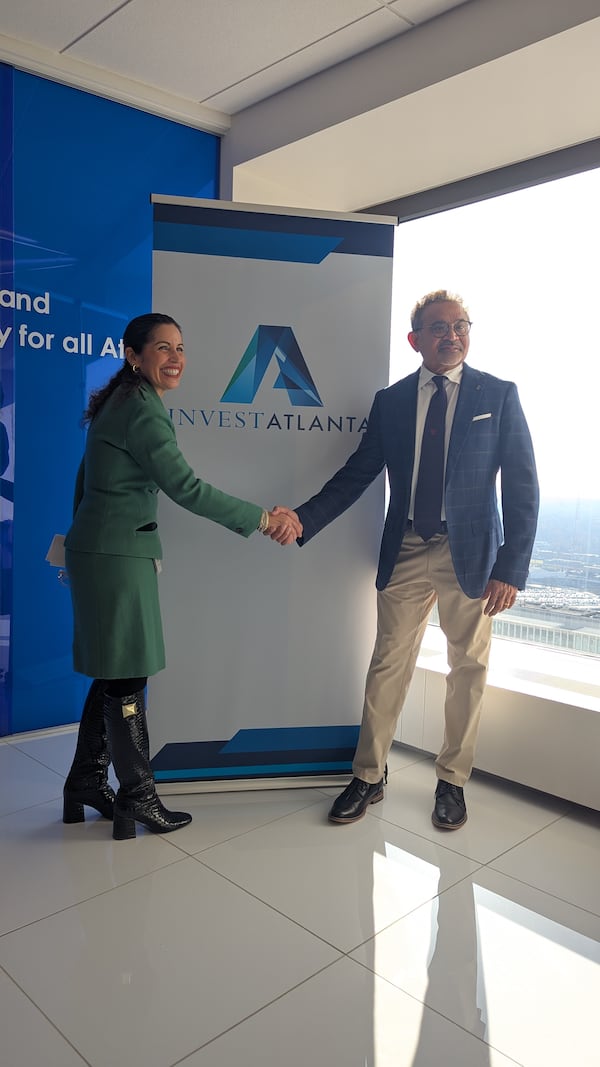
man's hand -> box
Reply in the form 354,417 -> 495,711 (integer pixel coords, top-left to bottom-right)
265,506 -> 303,545
481,579 -> 518,616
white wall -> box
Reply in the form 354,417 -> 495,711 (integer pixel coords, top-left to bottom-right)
396,637 -> 600,810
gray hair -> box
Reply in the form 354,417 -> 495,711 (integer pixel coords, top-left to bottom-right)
410,290 -> 469,330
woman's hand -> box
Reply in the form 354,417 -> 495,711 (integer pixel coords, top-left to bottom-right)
265,507 -> 303,545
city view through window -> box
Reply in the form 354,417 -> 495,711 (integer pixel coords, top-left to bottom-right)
391,168 -> 600,658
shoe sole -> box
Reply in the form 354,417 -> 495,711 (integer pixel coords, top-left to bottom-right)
328,789 -> 384,824
431,811 -> 468,830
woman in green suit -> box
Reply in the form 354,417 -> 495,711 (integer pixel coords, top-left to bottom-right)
62,313 -> 298,840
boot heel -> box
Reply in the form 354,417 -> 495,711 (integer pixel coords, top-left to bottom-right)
113,812 -> 136,840
63,796 -> 85,823
105,688 -> 191,840
63,679 -> 113,825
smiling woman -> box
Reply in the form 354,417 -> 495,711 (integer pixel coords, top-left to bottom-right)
61,312 -> 302,842
128,320 -> 186,395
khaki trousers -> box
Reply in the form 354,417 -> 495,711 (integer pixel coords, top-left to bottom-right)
353,530 -> 492,788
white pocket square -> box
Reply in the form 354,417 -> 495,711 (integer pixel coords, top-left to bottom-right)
472,412 -> 492,421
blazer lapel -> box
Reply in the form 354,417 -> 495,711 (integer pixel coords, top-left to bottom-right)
446,365 -> 484,478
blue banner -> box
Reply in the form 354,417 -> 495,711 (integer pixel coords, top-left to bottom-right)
0,65 -> 219,734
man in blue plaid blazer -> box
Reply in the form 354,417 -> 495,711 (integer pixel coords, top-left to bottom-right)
274,290 -> 539,829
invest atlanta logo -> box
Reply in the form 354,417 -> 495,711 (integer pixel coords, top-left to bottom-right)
169,324 -> 368,435
221,324 -> 323,407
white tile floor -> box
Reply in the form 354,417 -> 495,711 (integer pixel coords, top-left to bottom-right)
1,732 -> 598,1067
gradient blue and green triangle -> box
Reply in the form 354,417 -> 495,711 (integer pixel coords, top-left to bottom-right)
220,325 -> 323,407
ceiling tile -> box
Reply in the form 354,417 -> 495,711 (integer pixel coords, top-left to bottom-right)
67,0 -> 385,104
389,0 -> 468,25
207,8 -> 410,113
0,0 -> 470,118
0,0 -> 120,51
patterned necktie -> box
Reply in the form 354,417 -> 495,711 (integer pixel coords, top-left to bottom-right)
413,375 -> 448,541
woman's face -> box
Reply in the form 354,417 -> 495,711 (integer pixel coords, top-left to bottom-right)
128,324 -> 186,396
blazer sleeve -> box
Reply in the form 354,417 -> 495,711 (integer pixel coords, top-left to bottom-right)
491,383 -> 539,588
296,390 -> 386,544
125,395 -> 263,538
72,457 -> 85,518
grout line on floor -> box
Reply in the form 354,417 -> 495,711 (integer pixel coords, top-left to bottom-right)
0,851 -> 190,941
190,852 -> 353,955
165,797 -> 328,858
167,956 -> 347,1066
348,959 -> 527,1067
482,864 -> 600,921
0,960 -> 94,1066
478,810 -> 571,867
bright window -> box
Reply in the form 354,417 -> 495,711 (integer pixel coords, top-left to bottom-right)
391,169 -> 600,658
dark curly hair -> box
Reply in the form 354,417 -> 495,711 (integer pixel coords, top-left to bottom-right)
83,313 -> 181,424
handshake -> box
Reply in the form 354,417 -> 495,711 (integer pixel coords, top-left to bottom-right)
263,506 -> 303,546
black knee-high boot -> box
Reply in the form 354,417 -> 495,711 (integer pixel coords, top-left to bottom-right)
63,679 -> 116,822
104,688 -> 191,841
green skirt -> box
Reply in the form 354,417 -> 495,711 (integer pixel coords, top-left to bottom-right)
66,550 -> 166,679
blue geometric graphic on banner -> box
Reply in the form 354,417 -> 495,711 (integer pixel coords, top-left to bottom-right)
220,325 -> 323,407
152,202 -> 395,259
151,723 -> 359,782
153,221 -> 342,263
222,725 -> 358,753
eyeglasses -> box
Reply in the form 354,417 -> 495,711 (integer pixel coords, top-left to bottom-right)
414,320 -> 472,338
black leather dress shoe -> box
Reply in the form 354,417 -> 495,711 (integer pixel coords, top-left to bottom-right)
328,776 -> 384,824
432,779 -> 467,829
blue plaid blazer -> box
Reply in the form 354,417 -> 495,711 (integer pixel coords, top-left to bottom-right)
296,364 -> 539,598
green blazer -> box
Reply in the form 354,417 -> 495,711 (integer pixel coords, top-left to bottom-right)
65,380 -> 262,557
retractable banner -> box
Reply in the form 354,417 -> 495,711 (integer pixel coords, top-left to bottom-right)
150,196 -> 395,789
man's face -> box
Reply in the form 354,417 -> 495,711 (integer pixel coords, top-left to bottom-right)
408,300 -> 470,374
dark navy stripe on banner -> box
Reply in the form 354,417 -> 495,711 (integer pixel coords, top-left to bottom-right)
153,202 -> 395,259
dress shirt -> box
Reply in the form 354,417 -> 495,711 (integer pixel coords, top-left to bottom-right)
408,364 -> 463,522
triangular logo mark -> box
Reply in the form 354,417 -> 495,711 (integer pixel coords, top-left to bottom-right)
221,326 -> 323,407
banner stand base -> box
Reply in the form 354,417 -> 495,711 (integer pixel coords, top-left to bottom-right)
156,774 -> 352,796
